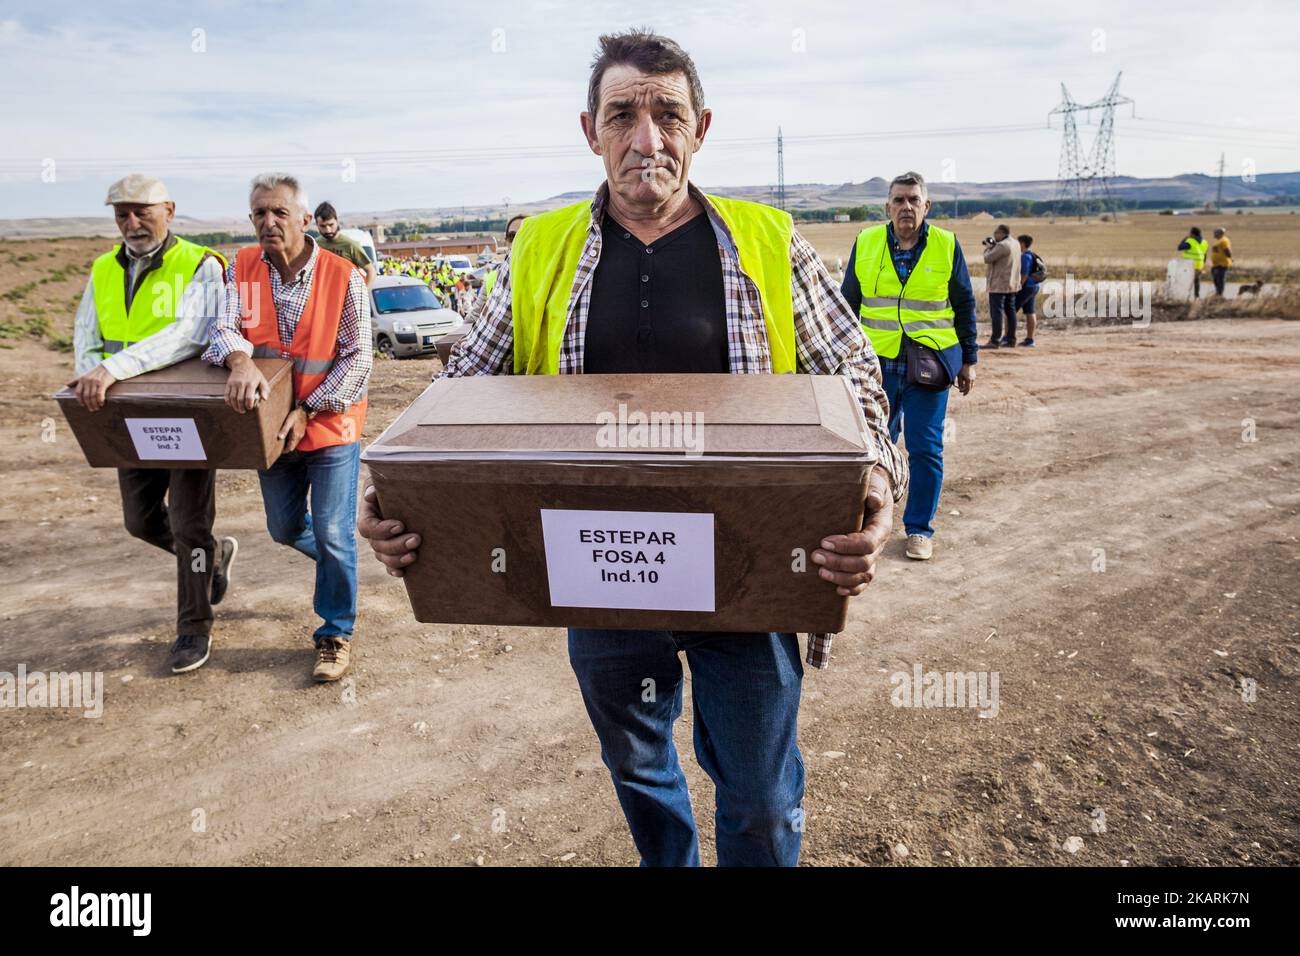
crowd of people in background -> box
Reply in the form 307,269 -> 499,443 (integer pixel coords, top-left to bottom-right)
377,254 -> 481,314
309,199 -> 500,315
374,212 -> 523,315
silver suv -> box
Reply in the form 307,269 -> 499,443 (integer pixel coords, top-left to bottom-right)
370,275 -> 463,359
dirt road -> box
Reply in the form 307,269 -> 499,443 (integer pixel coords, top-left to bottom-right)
1,317 -> 1297,866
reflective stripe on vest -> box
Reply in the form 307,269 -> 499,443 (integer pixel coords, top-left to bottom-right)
1182,237 -> 1208,268
234,245 -> 367,452
92,236 -> 223,360
852,223 -> 959,360
859,296 -> 953,312
249,343 -> 336,375
509,195 -> 796,374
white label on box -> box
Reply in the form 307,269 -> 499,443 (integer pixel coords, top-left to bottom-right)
124,418 -> 207,461
540,509 -> 715,612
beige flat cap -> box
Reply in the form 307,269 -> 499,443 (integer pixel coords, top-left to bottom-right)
104,174 -> 171,205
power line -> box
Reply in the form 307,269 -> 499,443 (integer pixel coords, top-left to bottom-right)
1132,116 -> 1300,139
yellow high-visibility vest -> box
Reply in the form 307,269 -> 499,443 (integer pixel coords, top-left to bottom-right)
1182,236 -> 1209,269
852,223 -> 959,359
91,236 -> 224,359
509,194 -> 795,374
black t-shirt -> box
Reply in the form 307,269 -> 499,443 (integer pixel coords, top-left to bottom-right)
583,210 -> 728,374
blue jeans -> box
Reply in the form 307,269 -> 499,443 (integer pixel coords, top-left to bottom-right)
567,629 -> 805,866
257,442 -> 361,642
881,365 -> 950,537
988,292 -> 1017,343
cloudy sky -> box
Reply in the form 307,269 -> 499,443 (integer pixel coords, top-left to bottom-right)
2,0 -> 1298,220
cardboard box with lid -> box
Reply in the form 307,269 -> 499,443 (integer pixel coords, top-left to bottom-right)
55,357 -> 294,470
435,327 -> 468,367
363,373 -> 877,634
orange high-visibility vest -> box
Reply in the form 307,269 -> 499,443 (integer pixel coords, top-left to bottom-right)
234,245 -> 367,452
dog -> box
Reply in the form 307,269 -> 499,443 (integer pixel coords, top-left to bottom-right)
1237,281 -> 1263,296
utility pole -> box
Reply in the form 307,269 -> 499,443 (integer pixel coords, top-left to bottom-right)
776,127 -> 786,212
1215,152 -> 1226,210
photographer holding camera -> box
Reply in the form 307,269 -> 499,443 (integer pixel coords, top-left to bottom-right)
981,224 -> 1021,348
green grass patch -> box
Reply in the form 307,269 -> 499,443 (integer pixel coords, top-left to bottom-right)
2,282 -> 37,302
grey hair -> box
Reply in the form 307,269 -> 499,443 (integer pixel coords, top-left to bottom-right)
889,171 -> 928,201
587,29 -> 705,119
249,172 -> 310,214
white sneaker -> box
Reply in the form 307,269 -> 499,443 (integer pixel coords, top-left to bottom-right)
906,534 -> 933,560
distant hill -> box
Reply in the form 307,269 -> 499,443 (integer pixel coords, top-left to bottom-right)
0,214 -> 250,242
699,171 -> 1300,210
4,172 -> 1298,239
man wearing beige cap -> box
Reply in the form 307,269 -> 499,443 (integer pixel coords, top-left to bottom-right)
68,174 -> 237,674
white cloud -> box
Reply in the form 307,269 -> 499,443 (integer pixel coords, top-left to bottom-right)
1,0 -> 1298,218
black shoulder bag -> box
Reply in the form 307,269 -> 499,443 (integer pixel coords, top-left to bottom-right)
898,254 -> 950,391
903,335 -> 950,390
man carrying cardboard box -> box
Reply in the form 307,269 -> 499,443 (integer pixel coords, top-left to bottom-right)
203,173 -> 373,682
66,174 -> 236,675
359,30 -> 907,866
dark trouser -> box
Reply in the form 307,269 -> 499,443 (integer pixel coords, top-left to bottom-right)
1193,270 -> 1201,298
1211,265 -> 1228,296
117,467 -> 217,637
988,292 -> 1017,343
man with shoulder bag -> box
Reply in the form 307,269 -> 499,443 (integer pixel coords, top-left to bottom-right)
841,171 -> 978,561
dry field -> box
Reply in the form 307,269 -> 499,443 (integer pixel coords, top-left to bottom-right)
800,211 -> 1300,282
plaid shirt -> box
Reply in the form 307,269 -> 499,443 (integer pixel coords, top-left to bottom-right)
878,355 -> 910,378
202,235 -> 372,413
443,182 -> 908,669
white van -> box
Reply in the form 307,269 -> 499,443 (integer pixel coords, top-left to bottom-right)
438,255 -> 475,276
340,228 -> 378,267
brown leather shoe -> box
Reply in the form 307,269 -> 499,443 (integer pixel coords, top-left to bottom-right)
313,637 -> 353,682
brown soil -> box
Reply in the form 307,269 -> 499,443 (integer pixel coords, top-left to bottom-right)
1,297 -> 1297,865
